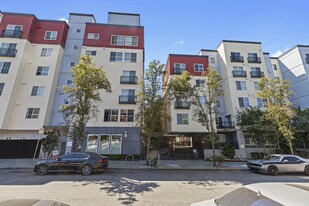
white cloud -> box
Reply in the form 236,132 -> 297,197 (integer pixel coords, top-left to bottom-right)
173,40 -> 184,47
58,17 -> 68,24
272,50 -> 283,57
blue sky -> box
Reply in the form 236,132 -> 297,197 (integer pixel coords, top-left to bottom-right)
2,0 -> 309,66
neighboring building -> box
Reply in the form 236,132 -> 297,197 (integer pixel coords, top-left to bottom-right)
278,45 -> 309,109
163,40 -> 283,159
0,12 -> 68,158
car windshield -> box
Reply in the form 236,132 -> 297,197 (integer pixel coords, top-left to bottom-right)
216,187 -> 283,206
262,155 -> 281,161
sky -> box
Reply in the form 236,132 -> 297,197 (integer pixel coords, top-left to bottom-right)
2,0 -> 309,66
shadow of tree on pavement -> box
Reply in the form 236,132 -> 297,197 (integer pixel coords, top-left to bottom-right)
82,177 -> 159,205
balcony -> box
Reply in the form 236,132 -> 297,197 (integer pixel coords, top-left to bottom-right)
247,56 -> 261,63
250,71 -> 264,78
232,70 -> 247,77
1,29 -> 22,38
174,101 -> 190,109
119,95 -> 136,104
120,76 -> 138,84
216,121 -> 235,129
0,48 -> 17,57
230,56 -> 244,63
173,68 -> 186,75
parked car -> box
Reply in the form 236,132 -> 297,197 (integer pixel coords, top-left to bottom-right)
0,199 -> 69,206
191,183 -> 309,206
247,154 -> 309,175
34,152 -> 108,176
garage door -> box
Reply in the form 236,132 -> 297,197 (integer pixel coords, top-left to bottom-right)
0,140 -> 41,158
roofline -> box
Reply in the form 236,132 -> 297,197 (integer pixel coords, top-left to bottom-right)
2,12 -> 38,20
108,12 -> 140,17
278,45 -> 309,58
216,40 -> 261,49
69,12 -> 96,23
169,54 -> 208,58
200,49 -> 217,52
85,22 -> 144,28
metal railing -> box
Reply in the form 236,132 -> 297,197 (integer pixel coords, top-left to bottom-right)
1,29 -> 22,38
119,95 -> 136,104
230,56 -> 244,62
0,48 -> 17,57
174,101 -> 190,109
250,71 -> 264,78
120,76 -> 138,84
232,70 -> 247,77
216,121 -> 235,129
173,68 -> 186,74
247,56 -> 261,63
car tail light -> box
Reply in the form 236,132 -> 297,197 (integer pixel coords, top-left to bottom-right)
99,159 -> 106,163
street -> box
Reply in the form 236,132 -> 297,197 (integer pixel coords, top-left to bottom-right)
0,169 -> 308,206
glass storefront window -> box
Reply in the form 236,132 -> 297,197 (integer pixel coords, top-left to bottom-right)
86,135 -> 98,152
174,136 -> 192,148
110,135 -> 122,154
99,134 -> 110,155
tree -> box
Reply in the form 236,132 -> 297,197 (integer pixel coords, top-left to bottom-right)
169,68 -> 223,165
41,130 -> 59,157
136,60 -> 167,163
236,106 -> 274,155
60,55 -> 112,151
257,77 -> 295,154
292,107 -> 309,150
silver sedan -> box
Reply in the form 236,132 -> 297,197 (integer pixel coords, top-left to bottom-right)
247,154 -> 309,175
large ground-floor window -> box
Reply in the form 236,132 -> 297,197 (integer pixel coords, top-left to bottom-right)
86,134 -> 122,155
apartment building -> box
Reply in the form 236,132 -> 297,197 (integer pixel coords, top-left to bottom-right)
164,41 -> 282,159
278,45 -> 309,109
0,12 -> 68,158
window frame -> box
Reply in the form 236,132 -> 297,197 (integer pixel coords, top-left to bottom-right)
0,83 -> 4,96
0,62 -> 11,74
177,113 -> 189,125
36,66 -> 49,76
87,33 -> 100,40
44,31 -> 58,40
194,64 -> 204,72
236,81 -> 247,90
40,48 -> 53,57
238,97 -> 250,108
31,86 -> 45,96
25,108 -> 40,119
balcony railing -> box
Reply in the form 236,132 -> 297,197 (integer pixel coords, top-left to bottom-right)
120,76 -> 138,84
232,70 -> 247,77
247,57 -> 261,63
216,121 -> 235,129
0,48 -> 17,57
173,68 -> 186,75
174,101 -> 190,109
230,56 -> 244,62
1,29 -> 22,38
250,71 -> 264,78
305,57 -> 309,64
119,95 -> 136,104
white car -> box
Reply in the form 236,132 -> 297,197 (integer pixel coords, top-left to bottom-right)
191,183 -> 309,206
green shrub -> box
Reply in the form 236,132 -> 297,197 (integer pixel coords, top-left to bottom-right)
222,143 -> 235,159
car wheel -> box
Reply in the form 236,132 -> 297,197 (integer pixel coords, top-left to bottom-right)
305,166 -> 309,176
268,165 -> 278,176
81,165 -> 92,176
36,164 -> 48,175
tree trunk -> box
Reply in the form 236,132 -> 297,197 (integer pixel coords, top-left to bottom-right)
146,131 -> 151,165
287,138 -> 294,155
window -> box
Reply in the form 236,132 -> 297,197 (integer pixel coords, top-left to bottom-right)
253,82 -> 260,91
0,43 -> 17,56
36,66 -> 49,76
194,64 -> 204,72
0,62 -> 11,74
87,33 -> 100,39
104,109 -> 119,122
120,109 -> 134,122
111,35 -> 138,46
4,25 -> 22,37
231,52 -> 243,62
31,86 -> 45,96
66,80 -> 73,85
198,96 -> 207,105
174,63 -> 186,74
124,52 -> 137,63
44,31 -> 58,40
177,114 -> 189,125
86,50 -> 96,56
216,100 -> 221,108
76,29 -> 81,33
111,35 -> 124,45
236,81 -> 247,90
0,83 -> 4,95
257,98 -> 264,108
273,64 -> 277,70
274,77 -> 280,80
69,62 -> 75,67
110,52 -> 123,62
40,48 -> 53,56
73,45 -> 78,50
25,108 -> 40,119
238,97 -> 250,108
196,79 -> 205,87
110,52 -> 137,63
209,57 -> 215,64
110,134 -> 122,154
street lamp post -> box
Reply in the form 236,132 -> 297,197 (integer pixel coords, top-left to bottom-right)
33,127 -> 44,159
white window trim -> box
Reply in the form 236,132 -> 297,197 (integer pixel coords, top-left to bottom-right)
87,33 -> 100,40
44,31 -> 58,40
194,64 -> 204,72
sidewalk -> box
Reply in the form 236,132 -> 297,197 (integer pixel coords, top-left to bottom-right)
0,159 -> 248,171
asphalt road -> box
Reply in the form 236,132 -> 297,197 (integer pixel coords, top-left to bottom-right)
0,170 -> 308,206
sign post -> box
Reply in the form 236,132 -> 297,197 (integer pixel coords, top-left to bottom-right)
33,127 -> 44,159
